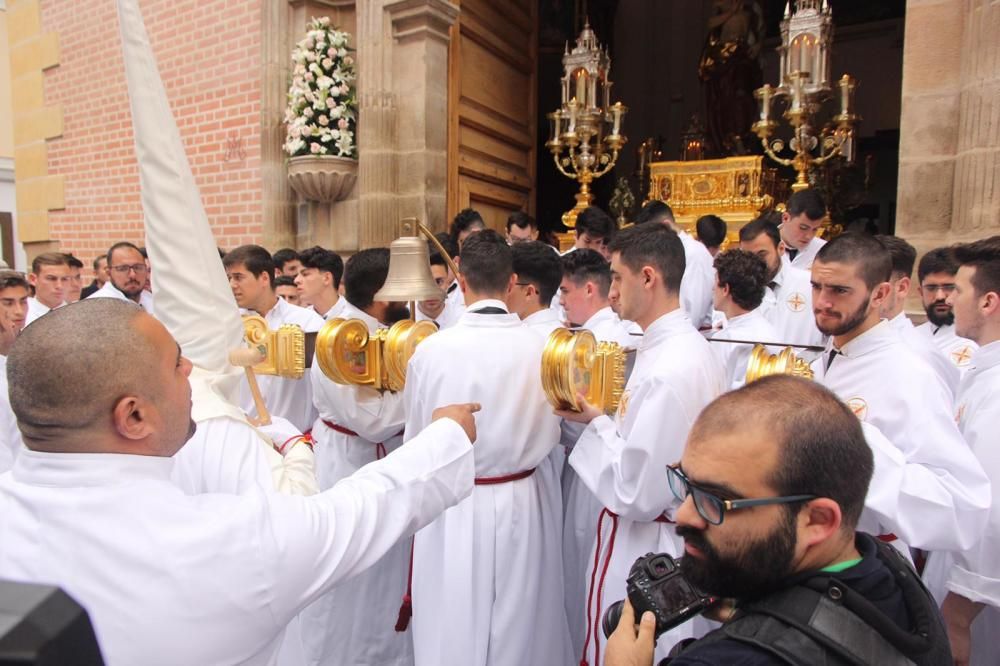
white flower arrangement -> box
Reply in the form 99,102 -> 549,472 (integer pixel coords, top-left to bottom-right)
283,17 -> 357,158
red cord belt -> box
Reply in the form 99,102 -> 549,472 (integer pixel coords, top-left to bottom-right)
321,420 -> 404,459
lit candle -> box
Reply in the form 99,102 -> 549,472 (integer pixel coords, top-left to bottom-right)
603,79 -> 611,111
568,100 -> 578,134
839,75 -> 855,116
757,84 -> 773,122
576,72 -> 587,108
611,102 -> 623,136
790,76 -> 803,113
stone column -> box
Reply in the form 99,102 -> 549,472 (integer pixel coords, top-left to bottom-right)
261,0 -> 295,250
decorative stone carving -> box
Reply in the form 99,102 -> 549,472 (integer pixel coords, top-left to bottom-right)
287,155 -> 359,202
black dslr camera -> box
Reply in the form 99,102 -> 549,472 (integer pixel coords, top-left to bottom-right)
602,552 -> 716,640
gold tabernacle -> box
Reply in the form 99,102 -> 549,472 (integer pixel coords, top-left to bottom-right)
541,328 -> 625,414
745,344 -> 815,384
241,314 -> 306,379
315,317 -> 437,392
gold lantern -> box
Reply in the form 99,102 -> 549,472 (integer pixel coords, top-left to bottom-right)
541,328 -> 626,414
745,344 -> 815,384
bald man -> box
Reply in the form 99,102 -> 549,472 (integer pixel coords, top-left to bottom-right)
0,299 -> 480,666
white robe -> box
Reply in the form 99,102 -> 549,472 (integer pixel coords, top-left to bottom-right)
0,418 -> 474,666
758,261 -> 826,354
24,297 -> 62,327
678,231 -> 715,330
710,309 -> 780,389
888,312 -> 959,400
311,295 -> 351,321
299,299 -> 414,666
813,321 -> 990,552
88,280 -> 156,315
0,356 -> 23,474
915,321 -> 978,376
238,297 -> 325,432
781,234 -> 826,270
568,309 -> 726,665
415,284 -> 466,329
403,299 -> 571,666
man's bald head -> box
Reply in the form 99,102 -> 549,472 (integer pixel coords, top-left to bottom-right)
8,299 -> 175,450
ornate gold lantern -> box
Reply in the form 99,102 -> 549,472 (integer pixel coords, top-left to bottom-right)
752,1 -> 859,191
546,22 -> 627,229
541,328 -> 626,414
745,344 -> 815,383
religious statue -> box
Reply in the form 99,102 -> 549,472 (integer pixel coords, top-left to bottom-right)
698,0 -> 765,157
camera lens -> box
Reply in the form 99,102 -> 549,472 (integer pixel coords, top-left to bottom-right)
602,600 -> 625,639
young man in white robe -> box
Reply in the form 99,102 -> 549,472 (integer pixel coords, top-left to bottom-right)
559,223 -> 726,666
709,249 -> 780,389
934,236 -> 1000,666
225,244 -> 325,433
25,252 -> 70,326
915,246 -> 979,374
294,246 -> 346,321
809,233 -> 990,558
301,247 -> 416,666
403,230 -> 572,666
779,188 -> 828,270
0,271 -> 28,472
416,250 -> 466,329
0,298 -> 482,666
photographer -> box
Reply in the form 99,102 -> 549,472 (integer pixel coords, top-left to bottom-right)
606,375 -> 950,665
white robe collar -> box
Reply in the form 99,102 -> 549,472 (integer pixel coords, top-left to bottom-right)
459,299 -> 520,327
523,307 -> 562,328
831,319 -> 894,358
970,339 -> 1000,371
12,447 -> 174,488
581,306 -> 617,330
639,308 -> 692,351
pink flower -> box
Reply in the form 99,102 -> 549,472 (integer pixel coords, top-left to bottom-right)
338,118 -> 348,129
318,115 -> 330,127
310,142 -> 321,154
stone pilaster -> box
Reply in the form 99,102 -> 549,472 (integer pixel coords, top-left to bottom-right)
261,0 -> 294,250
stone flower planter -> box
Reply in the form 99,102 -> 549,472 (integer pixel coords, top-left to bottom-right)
287,155 -> 358,203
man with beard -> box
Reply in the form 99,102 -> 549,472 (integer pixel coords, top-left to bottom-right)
738,216 -> 825,352
224,244 -> 324,432
605,375 -> 952,666
561,223 -> 725,666
298,246 -> 416,666
916,247 -> 979,376
89,241 -> 155,313
810,234 -> 989,558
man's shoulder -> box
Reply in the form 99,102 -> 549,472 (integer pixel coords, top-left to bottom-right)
670,636 -> 788,666
274,300 -> 324,330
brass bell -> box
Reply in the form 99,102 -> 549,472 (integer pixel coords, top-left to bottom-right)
745,344 -> 815,384
374,218 -> 446,303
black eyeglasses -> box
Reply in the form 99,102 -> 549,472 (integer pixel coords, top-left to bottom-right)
666,465 -> 816,526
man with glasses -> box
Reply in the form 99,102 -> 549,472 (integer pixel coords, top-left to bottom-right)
915,247 -> 979,375
605,376 -> 950,666
89,241 -> 155,314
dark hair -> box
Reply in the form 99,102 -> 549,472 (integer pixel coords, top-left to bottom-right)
105,242 -> 144,269
815,233 -> 891,290
344,248 -> 390,309
634,200 -> 674,225
506,211 -> 537,233
575,206 -> 616,242
608,223 -> 685,294
561,248 -> 611,297
714,249 -> 768,311
298,246 -> 345,289
63,254 -> 84,270
511,241 -> 562,304
738,216 -> 782,248
918,246 -> 959,283
272,248 -> 299,270
449,208 -> 486,245
952,236 -> 1000,297
695,215 -> 727,249
222,245 -> 276,287
31,252 -> 70,275
459,229 -> 513,295
273,275 -> 297,289
786,189 -> 826,221
431,232 -> 459,262
875,235 -> 917,279
689,375 -> 874,530
429,251 -> 447,269
0,270 -> 30,292
92,255 -> 107,271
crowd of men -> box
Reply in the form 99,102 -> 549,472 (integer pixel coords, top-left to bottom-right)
0,193 -> 997,666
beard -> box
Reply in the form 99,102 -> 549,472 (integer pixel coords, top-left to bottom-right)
385,302 -> 411,324
924,300 -> 955,327
814,296 -> 870,337
116,279 -> 145,301
676,509 -> 798,602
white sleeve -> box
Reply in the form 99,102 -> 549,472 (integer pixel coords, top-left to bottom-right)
171,416 -> 277,496
310,361 -> 406,443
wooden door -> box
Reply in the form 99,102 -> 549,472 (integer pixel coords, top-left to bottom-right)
447,0 -> 537,232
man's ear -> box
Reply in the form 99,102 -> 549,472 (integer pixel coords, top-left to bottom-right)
112,395 -> 155,442
870,281 -> 893,310
776,240 -> 787,257
895,276 -> 911,300
641,265 -> 657,288
458,273 -> 469,294
981,290 -> 1000,317
506,273 -> 517,294
781,211 -> 791,226
797,497 -> 843,549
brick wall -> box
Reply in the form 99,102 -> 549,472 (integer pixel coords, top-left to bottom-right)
41,0 -> 263,278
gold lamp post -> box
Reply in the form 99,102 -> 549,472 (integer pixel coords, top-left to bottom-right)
546,22 -> 627,228
752,1 -> 860,192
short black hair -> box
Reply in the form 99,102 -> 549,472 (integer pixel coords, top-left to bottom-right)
695,215 -> 727,249
815,233 -> 891,290
634,200 -> 674,225
608,223 -> 685,294
63,254 -> 84,270
738,216 -> 782,248
918,246 -> 959,283
449,208 -> 486,245
459,229 -> 513,295
0,270 -> 30,292
272,248 -> 299,270
223,245 -> 276,287
562,248 -> 611,297
429,251 -> 447,269
689,375 -> 874,531
91,255 -> 106,271
298,246 -> 345,289
431,232 -> 459,262
575,206 -> 615,242
952,235 -> 1000,298
105,242 -> 143,269
786,189 -> 826,221
344,248 -> 390,310
714,249 -> 768,311
875,235 -> 917,279
511,241 -> 562,304
273,275 -> 297,289
506,211 -> 537,233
